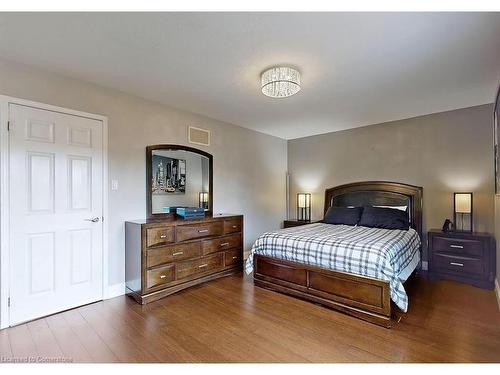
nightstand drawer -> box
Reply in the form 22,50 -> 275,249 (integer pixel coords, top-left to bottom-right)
432,253 -> 484,276
432,236 -> 483,257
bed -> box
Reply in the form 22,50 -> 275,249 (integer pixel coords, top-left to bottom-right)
246,181 -> 423,327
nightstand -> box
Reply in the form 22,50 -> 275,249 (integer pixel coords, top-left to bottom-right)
283,220 -> 314,228
428,229 -> 496,289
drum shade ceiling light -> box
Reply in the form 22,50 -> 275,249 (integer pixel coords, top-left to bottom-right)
261,66 -> 301,98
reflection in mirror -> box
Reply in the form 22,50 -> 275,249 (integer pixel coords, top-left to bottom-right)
151,149 -> 210,214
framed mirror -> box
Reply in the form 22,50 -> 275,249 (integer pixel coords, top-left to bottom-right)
146,145 -> 213,220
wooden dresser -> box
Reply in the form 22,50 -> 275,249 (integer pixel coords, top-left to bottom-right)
125,214 -> 243,304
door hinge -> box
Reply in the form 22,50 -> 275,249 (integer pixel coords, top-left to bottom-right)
8,297 -> 10,307
7,121 -> 10,131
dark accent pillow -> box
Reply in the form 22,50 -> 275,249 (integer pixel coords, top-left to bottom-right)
324,206 -> 363,226
358,206 -> 409,230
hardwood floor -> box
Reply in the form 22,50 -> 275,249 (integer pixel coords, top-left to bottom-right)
1,273 -> 499,363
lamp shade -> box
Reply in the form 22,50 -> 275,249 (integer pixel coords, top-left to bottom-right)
455,193 -> 472,213
297,193 -> 311,208
199,192 -> 209,209
199,192 -> 208,203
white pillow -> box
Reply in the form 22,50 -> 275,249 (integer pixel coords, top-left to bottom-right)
373,205 -> 408,211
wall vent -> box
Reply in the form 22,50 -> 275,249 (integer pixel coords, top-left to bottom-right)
188,126 -> 210,146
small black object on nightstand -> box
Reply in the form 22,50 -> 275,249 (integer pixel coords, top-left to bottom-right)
428,229 -> 496,289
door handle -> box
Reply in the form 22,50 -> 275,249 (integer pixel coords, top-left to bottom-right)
85,217 -> 100,223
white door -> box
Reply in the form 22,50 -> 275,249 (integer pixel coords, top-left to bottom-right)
9,104 -> 104,325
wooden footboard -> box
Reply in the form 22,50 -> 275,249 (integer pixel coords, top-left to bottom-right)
253,254 -> 393,328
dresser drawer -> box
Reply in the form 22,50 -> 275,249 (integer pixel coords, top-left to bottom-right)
224,249 -> 242,267
224,218 -> 242,234
176,221 -> 223,242
432,253 -> 484,276
146,264 -> 175,290
147,242 -> 201,268
432,236 -> 483,257
146,226 -> 175,248
202,234 -> 241,255
176,254 -> 223,280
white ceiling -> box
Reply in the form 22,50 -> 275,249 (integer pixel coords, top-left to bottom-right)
0,12 -> 499,139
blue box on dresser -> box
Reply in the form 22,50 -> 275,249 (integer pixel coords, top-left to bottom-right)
176,207 -> 205,219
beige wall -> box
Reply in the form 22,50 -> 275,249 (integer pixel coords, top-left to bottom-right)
495,196 -> 500,282
0,59 -> 287,290
288,104 -> 495,262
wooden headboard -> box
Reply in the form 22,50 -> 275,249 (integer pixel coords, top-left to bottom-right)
324,181 -> 423,239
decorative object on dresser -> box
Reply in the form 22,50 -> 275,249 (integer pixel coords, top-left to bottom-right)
296,192 -> 311,222
428,229 -> 496,289
454,192 -> 473,232
126,214 -> 243,304
176,207 -> 205,220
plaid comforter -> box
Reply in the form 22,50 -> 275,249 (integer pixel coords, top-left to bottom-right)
245,223 -> 421,311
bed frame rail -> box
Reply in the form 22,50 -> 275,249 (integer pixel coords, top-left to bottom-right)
253,255 -> 392,327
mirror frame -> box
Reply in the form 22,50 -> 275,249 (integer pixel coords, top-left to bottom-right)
146,144 -> 213,220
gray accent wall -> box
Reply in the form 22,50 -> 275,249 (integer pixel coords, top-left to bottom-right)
0,59 -> 287,291
288,104 -> 495,263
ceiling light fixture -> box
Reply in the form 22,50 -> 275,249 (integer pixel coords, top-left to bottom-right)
261,66 -> 301,98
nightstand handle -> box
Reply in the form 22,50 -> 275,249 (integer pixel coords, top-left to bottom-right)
450,244 -> 464,249
450,262 -> 464,267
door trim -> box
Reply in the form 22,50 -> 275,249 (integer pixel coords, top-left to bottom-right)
0,95 -> 109,329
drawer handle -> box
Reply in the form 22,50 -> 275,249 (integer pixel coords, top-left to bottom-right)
232,256 -> 238,259
198,264 -> 208,268
220,242 -> 230,247
450,262 -> 464,267
450,245 -> 464,249
232,225 -> 238,229
160,234 -> 168,239
160,275 -> 167,279
198,229 -> 209,233
172,251 -> 184,256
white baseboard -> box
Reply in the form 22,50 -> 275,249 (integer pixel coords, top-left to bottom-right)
105,282 -> 125,299
495,278 -> 500,311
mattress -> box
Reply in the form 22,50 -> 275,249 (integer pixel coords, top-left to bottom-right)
245,223 -> 421,312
